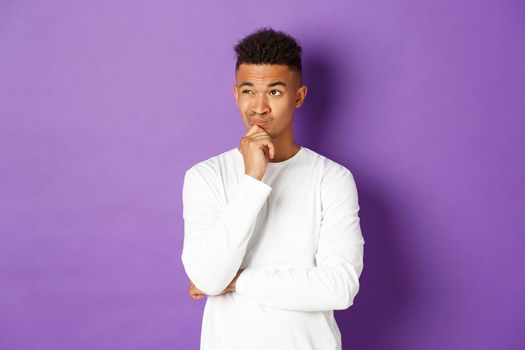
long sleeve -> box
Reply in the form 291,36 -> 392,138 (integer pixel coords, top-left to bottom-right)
235,170 -> 365,312
181,166 -> 272,296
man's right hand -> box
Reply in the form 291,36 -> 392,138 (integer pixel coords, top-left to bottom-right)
239,124 -> 275,181
188,268 -> 245,300
188,280 -> 207,300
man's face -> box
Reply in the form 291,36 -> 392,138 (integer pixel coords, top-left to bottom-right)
233,63 -> 307,139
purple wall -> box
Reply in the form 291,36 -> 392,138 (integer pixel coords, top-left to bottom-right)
1,1 -> 523,349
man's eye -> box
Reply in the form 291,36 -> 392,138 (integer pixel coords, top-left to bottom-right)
242,90 -> 252,94
270,90 -> 282,96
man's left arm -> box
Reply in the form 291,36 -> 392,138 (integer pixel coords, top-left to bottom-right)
234,170 -> 365,312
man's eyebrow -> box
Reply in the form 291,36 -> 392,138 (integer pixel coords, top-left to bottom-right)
238,81 -> 287,88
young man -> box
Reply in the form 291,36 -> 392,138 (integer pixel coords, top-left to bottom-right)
181,27 -> 365,350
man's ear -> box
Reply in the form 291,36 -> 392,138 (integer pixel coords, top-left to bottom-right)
232,84 -> 239,106
295,85 -> 308,108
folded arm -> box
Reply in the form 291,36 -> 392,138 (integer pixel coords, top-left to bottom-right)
181,166 -> 272,296
235,170 -> 365,312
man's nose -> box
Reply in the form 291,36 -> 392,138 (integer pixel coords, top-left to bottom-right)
251,95 -> 270,115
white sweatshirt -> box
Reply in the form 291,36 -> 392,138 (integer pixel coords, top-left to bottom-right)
181,146 -> 365,350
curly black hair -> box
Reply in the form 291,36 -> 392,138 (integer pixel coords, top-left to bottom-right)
234,27 -> 303,84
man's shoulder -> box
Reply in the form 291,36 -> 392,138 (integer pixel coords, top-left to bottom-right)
302,147 -> 355,180
300,148 -> 359,201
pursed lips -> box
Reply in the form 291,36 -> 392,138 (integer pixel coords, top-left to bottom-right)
250,118 -> 270,125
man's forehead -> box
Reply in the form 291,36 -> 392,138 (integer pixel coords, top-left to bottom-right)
235,63 -> 295,84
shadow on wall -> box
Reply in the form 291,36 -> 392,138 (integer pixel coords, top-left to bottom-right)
299,42 -> 358,153
299,49 -> 342,152
300,42 -> 423,349
337,183 -> 421,349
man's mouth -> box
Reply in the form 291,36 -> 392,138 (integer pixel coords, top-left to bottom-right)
250,118 -> 270,126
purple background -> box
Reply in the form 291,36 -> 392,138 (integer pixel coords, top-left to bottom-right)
1,1 -> 524,349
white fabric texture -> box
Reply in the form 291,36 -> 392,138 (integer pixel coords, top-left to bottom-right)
181,146 -> 365,350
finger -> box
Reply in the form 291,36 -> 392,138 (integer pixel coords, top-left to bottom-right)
249,133 -> 272,141
190,287 -> 205,297
244,124 -> 261,137
255,139 -> 274,160
192,289 -> 205,296
252,125 -> 270,137
191,291 -> 204,299
245,137 -> 273,160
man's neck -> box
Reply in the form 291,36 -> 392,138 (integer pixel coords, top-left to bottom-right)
269,141 -> 301,163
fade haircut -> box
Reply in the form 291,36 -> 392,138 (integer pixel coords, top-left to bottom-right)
234,27 -> 303,85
